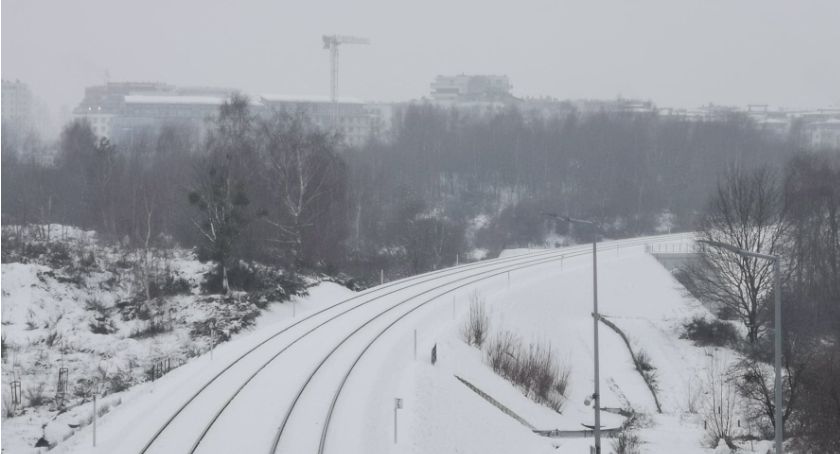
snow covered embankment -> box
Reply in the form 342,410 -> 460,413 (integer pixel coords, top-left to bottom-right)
0,225 -> 332,453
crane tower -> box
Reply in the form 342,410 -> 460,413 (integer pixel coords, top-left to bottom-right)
322,35 -> 369,104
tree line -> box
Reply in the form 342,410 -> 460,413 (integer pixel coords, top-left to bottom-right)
1,97 -> 811,287
2,95 -> 346,291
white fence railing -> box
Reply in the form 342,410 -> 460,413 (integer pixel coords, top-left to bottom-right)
645,243 -> 703,255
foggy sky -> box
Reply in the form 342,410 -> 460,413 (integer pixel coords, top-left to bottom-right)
3,0 -> 840,118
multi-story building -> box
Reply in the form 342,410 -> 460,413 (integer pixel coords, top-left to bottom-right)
802,116 -> 840,150
2,79 -> 34,129
430,75 -> 514,103
74,82 -> 236,143
259,95 -> 380,147
74,83 -> 381,148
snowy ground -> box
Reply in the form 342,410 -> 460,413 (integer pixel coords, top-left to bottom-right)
4,233 -> 775,453
0,225 -> 316,453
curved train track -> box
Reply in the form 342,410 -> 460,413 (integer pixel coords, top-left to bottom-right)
137,233 -> 693,454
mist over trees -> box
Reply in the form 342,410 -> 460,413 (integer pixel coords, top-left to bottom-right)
344,105 -> 795,270
3,95 -> 839,450
0,98 -> 806,286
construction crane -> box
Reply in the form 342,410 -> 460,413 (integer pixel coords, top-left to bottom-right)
322,35 -> 369,104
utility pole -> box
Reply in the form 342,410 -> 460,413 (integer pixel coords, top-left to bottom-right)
543,212 -> 602,453
699,239 -> 783,453
592,238 -> 601,454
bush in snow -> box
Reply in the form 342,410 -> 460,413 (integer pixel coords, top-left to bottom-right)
611,410 -> 647,454
189,295 -> 261,342
461,293 -> 489,348
86,298 -> 117,335
484,330 -> 570,412
681,316 -> 739,348
25,381 -> 50,408
200,261 -> 305,308
612,430 -> 642,454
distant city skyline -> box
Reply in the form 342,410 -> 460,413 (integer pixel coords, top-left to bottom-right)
3,0 -> 840,120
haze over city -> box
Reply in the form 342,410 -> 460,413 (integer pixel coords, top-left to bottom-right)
3,0 -> 840,116
2,2 -> 840,454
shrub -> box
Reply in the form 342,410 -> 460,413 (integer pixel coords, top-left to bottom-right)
129,319 -> 172,339
636,350 -> 655,372
148,271 -> 191,298
486,330 -> 518,379
461,293 -> 489,348
612,430 -> 642,454
43,329 -> 61,347
73,378 -> 95,400
46,242 -> 73,268
485,330 -> 570,412
105,370 -> 132,394
682,316 -> 739,347
25,382 -> 49,407
77,249 -> 97,269
189,296 -> 260,342
86,298 -> 117,334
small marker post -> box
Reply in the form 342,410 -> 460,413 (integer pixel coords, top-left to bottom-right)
394,398 -> 403,444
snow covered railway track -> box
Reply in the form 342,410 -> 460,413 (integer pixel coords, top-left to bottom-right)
137,233 -> 691,454
136,241 -> 605,454
269,235 -> 692,454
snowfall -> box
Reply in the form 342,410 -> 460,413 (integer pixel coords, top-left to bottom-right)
1,232 -> 776,453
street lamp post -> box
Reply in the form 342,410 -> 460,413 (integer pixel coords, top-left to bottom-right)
544,213 -> 601,454
699,239 -> 783,454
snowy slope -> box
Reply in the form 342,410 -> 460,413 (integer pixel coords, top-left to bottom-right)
32,233 -> 777,454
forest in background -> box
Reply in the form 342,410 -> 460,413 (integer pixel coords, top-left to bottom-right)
0,97 -> 811,285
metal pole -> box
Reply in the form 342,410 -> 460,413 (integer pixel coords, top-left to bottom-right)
92,393 -> 97,447
774,259 -> 783,454
380,269 -> 384,286
593,239 -> 601,454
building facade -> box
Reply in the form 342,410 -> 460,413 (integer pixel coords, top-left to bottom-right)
74,83 -> 381,148
2,79 -> 34,128
430,75 -> 513,103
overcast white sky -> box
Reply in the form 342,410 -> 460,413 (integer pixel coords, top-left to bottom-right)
3,0 -> 840,115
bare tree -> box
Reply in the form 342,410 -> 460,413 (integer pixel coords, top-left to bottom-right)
689,166 -> 788,344
256,111 -> 344,269
733,348 -> 806,438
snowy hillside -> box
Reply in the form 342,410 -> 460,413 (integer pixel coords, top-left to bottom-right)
393,239 -> 774,453
0,225 -> 323,452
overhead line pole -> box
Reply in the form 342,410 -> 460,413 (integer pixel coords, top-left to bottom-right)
699,239 -> 783,453
543,212 -> 601,454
